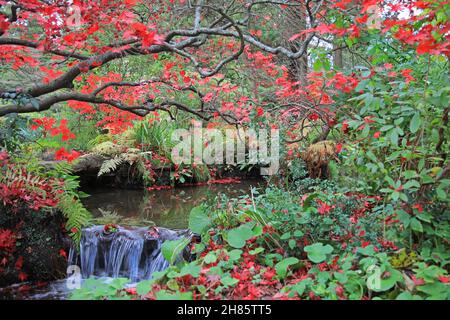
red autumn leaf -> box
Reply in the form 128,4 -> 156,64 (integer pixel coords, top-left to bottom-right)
256,107 -> 264,117
15,256 -> 24,270
18,272 -> 28,282
54,148 -> 81,162
59,249 -> 67,260
317,200 -> 332,215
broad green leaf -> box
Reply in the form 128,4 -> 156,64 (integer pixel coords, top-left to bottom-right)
179,263 -> 201,278
289,239 -> 296,250
226,225 -> 254,248
403,180 -> 420,189
221,276 -> 239,287
281,232 -> 291,240
294,230 -> 304,237
188,206 -> 211,234
410,218 -> 423,233
204,252 -> 217,264
155,290 -> 193,300
161,237 -> 190,265
275,257 -> 299,278
304,243 -> 334,263
228,249 -> 243,261
357,245 -> 376,256
369,268 -> 403,292
410,112 -> 421,134
136,280 -> 153,296
390,129 -> 399,145
248,247 -> 264,255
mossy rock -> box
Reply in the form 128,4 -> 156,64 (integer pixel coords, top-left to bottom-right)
72,153 -> 107,173
115,129 -> 136,147
90,141 -> 124,156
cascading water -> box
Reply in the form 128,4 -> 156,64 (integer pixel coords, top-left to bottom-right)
69,225 -> 192,282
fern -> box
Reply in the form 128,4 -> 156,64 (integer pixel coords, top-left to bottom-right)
1,160 -> 92,247
91,208 -> 121,225
92,208 -> 155,227
96,150 -> 143,177
57,193 -> 92,246
1,169 -> 50,200
51,161 -> 74,177
97,155 -> 124,177
87,134 -> 111,149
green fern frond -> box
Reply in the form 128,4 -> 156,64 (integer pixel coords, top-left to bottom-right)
57,193 -> 92,246
87,134 -> 111,150
97,155 -> 124,177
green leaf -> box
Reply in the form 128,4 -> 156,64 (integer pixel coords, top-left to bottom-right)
193,243 -> 205,254
416,282 -> 449,299
391,191 -> 400,202
436,188 -> 446,201
390,129 -> 399,145
334,272 -> 348,283
228,249 -> 243,261
226,225 -> 254,248
289,239 -> 296,250
161,237 -> 190,265
410,218 -> 423,233
403,180 -> 420,189
281,232 -> 291,240
155,290 -> 193,300
188,206 -> 211,234
221,276 -> 239,287
252,225 -> 263,237
409,112 -> 421,134
179,263 -> 201,278
294,230 -> 304,237
358,245 -> 376,256
136,280 -> 153,296
369,268 -> 403,292
396,292 -> 418,300
275,257 -> 299,278
204,252 -> 217,264
248,247 -> 264,255
304,243 -> 334,263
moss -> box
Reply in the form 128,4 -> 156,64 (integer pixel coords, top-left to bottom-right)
91,141 -> 124,156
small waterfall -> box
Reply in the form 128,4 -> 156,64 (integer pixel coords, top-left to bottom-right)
69,225 -> 192,282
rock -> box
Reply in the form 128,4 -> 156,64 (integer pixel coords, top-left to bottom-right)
72,153 -> 107,173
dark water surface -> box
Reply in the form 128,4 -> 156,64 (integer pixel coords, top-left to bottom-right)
0,179 -> 262,300
82,179 -> 261,229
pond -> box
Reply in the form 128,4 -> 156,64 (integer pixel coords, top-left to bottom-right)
82,179 -> 262,229
0,179 -> 262,300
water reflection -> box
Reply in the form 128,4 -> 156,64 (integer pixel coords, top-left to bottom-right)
82,179 -> 261,230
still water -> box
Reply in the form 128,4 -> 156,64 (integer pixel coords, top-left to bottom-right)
82,179 -> 261,229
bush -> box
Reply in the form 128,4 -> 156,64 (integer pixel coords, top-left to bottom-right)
0,204 -> 68,286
